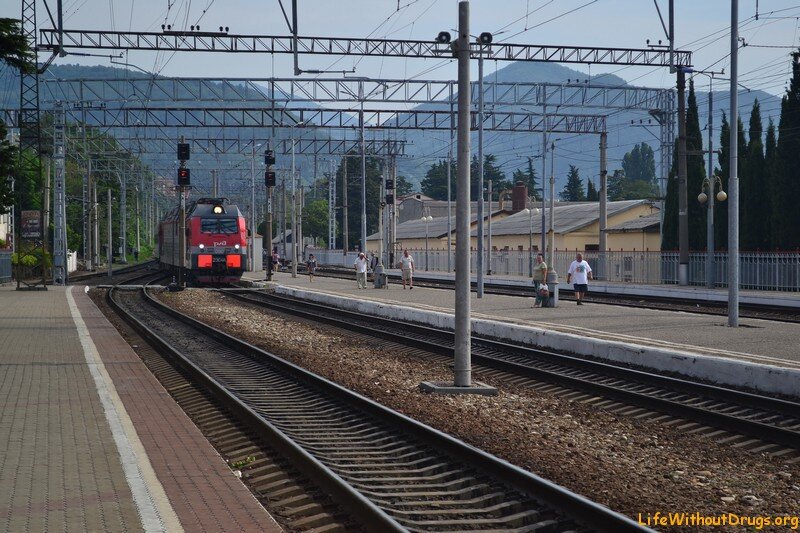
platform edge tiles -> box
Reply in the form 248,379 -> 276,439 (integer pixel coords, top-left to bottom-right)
270,284 -> 800,398
65,287 -> 183,532
69,286 -> 282,532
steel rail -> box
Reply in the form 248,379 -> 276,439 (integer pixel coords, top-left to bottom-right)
107,284 -> 649,532
225,289 -> 800,450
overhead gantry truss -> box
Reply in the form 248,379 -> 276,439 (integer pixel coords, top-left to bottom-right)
70,135 -> 408,156
40,77 -> 674,111
63,106 -> 607,134
37,29 -> 692,67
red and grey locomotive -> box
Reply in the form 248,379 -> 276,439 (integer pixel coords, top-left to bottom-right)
158,197 -> 247,284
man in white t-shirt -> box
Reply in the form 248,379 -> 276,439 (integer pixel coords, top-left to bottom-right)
566,252 -> 593,305
354,252 -> 369,289
398,249 -> 415,289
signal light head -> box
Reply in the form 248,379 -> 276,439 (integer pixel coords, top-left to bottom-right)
435,31 -> 451,44
478,32 -> 493,44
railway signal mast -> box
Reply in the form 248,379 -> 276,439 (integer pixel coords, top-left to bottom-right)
176,138 -> 191,289
264,148 -> 276,281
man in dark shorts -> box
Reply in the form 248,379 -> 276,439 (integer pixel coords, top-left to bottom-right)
566,252 -> 593,305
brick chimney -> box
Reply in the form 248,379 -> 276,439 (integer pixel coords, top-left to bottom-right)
511,181 -> 528,212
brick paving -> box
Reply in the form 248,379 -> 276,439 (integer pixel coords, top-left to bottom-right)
0,285 -> 280,532
0,286 -> 141,532
72,287 -> 280,532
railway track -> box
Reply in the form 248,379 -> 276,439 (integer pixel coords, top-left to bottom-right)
107,283 -> 648,532
314,266 -> 800,323
69,259 -> 159,286
224,288 -> 800,456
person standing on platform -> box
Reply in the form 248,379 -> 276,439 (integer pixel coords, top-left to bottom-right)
533,253 -> 548,308
354,252 -> 369,289
567,252 -> 593,305
307,254 -> 318,282
399,249 -> 415,290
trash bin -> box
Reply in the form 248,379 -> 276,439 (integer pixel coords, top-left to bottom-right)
373,264 -> 388,288
546,270 -> 559,307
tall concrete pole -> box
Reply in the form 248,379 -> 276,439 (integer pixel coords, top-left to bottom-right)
120,170 -> 127,263
549,142 -> 556,264
135,184 -> 140,257
677,69 -> 689,285
251,145 -> 257,272
93,183 -> 99,268
390,156 -> 397,265
447,99 -> 454,272
486,179 -> 492,275
541,105 -> 548,255
328,159 -> 335,250
211,169 -> 218,197
291,137 -> 298,277
454,0 -> 472,387
599,132 -> 608,279
706,83 -> 715,288
342,155 -> 349,258
107,188 -> 112,278
360,106 -> 367,254
728,0 -> 740,326
86,159 -> 93,270
476,49 -> 485,297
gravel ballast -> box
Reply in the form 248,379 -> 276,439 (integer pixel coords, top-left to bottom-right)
154,288 -> 800,531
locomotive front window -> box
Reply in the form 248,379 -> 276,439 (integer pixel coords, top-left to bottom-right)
201,218 -> 239,234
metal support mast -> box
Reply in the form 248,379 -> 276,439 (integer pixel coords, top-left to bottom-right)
328,159 -> 336,249
17,0 -> 46,289
598,132 -> 608,280
476,47 -> 485,298
677,69 -> 689,285
728,0 -> 740,326
454,1 -> 472,387
52,104 -> 67,285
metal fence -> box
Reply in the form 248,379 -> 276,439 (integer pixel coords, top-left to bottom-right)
0,251 -> 11,283
311,247 -> 800,292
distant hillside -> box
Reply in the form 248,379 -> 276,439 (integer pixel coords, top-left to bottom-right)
0,62 -> 784,195
395,60 -> 782,193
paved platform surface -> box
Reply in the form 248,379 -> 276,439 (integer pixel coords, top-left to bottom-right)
0,285 -> 280,532
317,266 -> 800,309
248,271 -> 800,370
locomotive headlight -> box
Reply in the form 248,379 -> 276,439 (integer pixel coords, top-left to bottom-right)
234,244 -> 240,250
198,243 -> 205,249
212,205 -> 224,214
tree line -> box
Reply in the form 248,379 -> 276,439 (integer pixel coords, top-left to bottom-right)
663,52 -> 800,251
418,141 -> 659,204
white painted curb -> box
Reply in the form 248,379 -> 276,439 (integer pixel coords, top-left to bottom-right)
272,285 -> 800,398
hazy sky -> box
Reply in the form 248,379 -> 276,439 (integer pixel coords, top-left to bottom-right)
2,1 -> 799,95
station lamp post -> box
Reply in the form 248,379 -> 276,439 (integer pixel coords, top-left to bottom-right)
523,203 -> 540,277
422,214 -> 433,271
698,172 -> 727,288
290,120 -> 305,278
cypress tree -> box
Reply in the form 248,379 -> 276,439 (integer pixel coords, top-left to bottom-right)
686,80 -> 707,250
661,162 -> 678,250
559,165 -> 585,201
586,179 -> 599,201
743,101 -> 765,249
764,119 -> 777,248
773,52 -> 800,249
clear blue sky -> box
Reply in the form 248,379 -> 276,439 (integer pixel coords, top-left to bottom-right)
2,1 -> 799,95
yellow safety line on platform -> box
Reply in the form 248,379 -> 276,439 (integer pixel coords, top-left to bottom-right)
66,287 -> 183,533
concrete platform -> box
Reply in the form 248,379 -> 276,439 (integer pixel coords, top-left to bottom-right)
329,267 -> 800,310
245,271 -> 800,398
0,285 -> 280,532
